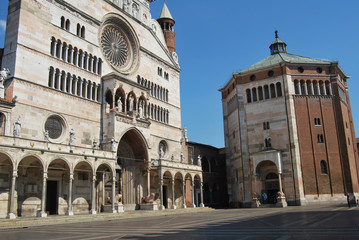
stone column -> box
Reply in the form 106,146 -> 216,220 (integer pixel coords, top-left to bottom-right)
276,173 -> 287,208
38,172 -> 48,217
67,173 -> 74,216
191,180 -> 196,208
7,170 -> 17,219
159,177 -> 165,210
147,165 -> 151,197
118,170 -> 124,213
200,181 -> 204,207
111,177 -> 117,213
182,179 -> 186,208
310,82 -> 314,95
90,175 -> 97,214
78,79 -> 82,97
303,82 -> 308,95
171,179 -> 176,209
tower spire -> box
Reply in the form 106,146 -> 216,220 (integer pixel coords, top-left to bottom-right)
157,1 -> 176,54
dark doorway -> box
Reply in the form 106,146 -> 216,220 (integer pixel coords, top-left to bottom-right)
163,186 -> 168,208
46,181 -> 58,215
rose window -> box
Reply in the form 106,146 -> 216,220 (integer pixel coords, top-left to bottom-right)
101,27 -> 129,67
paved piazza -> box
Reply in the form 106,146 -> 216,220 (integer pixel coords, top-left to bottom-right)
0,205 -> 358,240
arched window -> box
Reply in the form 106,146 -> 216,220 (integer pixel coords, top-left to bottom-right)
265,138 -> 272,148
313,80 -> 319,95
317,134 -> 324,143
54,69 -> 60,89
65,19 -> 70,31
300,80 -> 306,95
93,56 -> 97,73
56,40 -> 62,58
66,73 -> 71,93
76,77 -> 82,96
73,47 -> 78,65
252,88 -> 257,102
60,71 -> 66,91
98,58 -> 102,75
276,82 -> 282,97
78,50 -> 83,68
67,45 -> 73,63
83,52 -> 88,69
81,26 -> 85,38
88,54 -> 92,72
320,160 -> 328,174
96,84 -> 101,102
76,24 -> 81,36
71,75 -> 77,95
294,80 -> 300,94
319,81 -> 325,95
325,81 -> 332,95
48,67 -> 54,88
82,79 -> 87,98
202,157 -> 210,173
258,86 -> 263,100
61,16 -> 65,29
270,84 -> 276,98
61,42 -> 67,61
87,80 -> 92,99
306,80 -> 312,95
264,85 -> 269,99
246,89 -> 251,103
50,37 -> 56,56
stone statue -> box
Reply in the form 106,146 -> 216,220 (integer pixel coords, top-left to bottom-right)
171,154 -> 174,162
111,138 -> 118,152
190,157 -> 193,165
159,144 -> 164,159
141,193 -> 155,204
13,117 -> 21,137
69,128 -> 75,146
197,155 -> 202,166
180,152 -> 184,163
106,103 -> 110,113
44,130 -> 49,142
129,95 -> 134,111
132,3 -> 139,18
123,0 -> 131,12
117,96 -> 122,112
277,191 -> 286,199
0,68 -> 10,88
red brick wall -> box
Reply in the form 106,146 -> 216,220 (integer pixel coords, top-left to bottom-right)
294,96 -> 344,195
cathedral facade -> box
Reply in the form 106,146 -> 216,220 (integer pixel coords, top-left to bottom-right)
0,0 -> 203,219
220,32 -> 359,207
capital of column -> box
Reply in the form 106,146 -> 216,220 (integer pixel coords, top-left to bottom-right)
92,175 -> 97,182
43,172 -> 48,179
12,171 -> 18,178
112,177 -> 116,182
70,174 -> 74,181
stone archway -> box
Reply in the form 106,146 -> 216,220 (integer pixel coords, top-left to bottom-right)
47,159 -> 70,215
17,156 -> 44,217
0,153 -> 14,218
174,172 -> 183,208
117,128 -> 148,210
255,160 -> 279,204
73,161 -> 92,214
95,164 -> 114,213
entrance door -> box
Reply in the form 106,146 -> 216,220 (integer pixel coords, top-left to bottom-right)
46,181 -> 58,215
163,186 -> 168,208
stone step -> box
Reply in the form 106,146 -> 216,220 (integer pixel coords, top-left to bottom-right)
0,207 -> 214,229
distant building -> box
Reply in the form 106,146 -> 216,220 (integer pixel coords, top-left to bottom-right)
220,32 -> 359,207
184,140 -> 228,208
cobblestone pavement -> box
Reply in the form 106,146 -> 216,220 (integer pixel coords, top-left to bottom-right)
0,205 -> 358,240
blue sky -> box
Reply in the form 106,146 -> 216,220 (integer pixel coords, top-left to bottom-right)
1,0 -> 359,148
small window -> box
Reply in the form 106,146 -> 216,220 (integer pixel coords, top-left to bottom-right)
317,134 -> 324,143
320,160 -> 328,174
250,75 -> 256,81
298,66 -> 304,73
268,70 -> 274,77
316,67 -> 322,74
265,138 -> 272,148
263,122 -> 270,130
314,118 -> 321,126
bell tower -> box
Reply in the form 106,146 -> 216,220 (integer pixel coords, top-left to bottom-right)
157,2 -> 176,54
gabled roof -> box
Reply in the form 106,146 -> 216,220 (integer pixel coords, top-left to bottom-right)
158,3 -> 174,21
237,52 -> 331,74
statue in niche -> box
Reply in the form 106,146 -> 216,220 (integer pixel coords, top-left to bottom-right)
0,68 -> 10,88
111,138 -> 118,152
132,3 -> 139,18
171,154 -> 174,162
180,152 -> 184,163
128,95 -> 134,111
13,117 -> 21,137
117,96 -> 122,112
190,157 -> 193,165
159,143 -> 165,159
44,130 -> 49,142
69,128 -> 75,146
138,100 -> 144,118
123,0 -> 131,12
106,103 -> 110,113
197,155 -> 202,166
